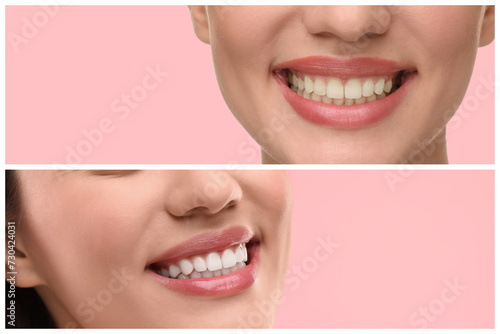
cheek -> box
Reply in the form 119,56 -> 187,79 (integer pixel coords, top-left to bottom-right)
21,187 -> 156,289
404,7 -> 482,66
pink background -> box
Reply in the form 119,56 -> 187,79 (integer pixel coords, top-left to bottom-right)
5,6 -> 495,164
276,170 -> 494,328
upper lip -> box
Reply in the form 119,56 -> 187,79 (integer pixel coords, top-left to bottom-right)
149,226 -> 255,265
273,56 -> 414,78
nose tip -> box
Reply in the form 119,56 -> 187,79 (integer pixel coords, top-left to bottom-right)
301,6 -> 392,43
165,171 -> 243,218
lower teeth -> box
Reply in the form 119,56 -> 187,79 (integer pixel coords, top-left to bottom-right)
157,261 -> 246,279
291,87 -> 388,105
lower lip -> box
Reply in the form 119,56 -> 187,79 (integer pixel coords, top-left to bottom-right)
149,245 -> 259,297
274,72 -> 415,129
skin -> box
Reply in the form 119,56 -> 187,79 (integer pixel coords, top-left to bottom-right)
189,6 -> 495,164
8,170 -> 292,328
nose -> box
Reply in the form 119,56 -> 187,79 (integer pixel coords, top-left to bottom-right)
165,171 -> 243,217
301,6 -> 392,43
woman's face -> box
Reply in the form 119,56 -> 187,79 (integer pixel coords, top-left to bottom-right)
15,170 -> 292,328
191,6 -> 494,163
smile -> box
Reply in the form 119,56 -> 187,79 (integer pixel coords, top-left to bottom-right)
273,56 -> 417,128
148,226 -> 259,296
151,243 -> 249,279
287,71 -> 405,105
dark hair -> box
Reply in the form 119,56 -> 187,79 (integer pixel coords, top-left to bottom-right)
5,170 -> 55,328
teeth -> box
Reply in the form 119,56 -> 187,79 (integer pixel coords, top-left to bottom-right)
201,270 -> 213,278
384,79 -> 392,93
193,256 -> 207,272
326,78 -> 343,99
355,97 -> 367,105
322,96 -> 333,104
289,72 -> 398,106
298,77 -> 305,91
311,93 -> 322,102
160,268 -> 169,277
155,243 -> 249,279
179,259 -> 194,276
304,76 -> 314,93
235,245 -> 244,262
333,98 -> 344,106
190,271 -> 201,279
206,252 -> 223,271
169,264 -> 181,278
362,79 -> 374,97
221,249 -> 237,268
313,79 -> 326,96
374,78 -> 385,95
345,79 -> 362,99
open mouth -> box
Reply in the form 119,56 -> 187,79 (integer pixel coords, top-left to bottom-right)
272,56 -> 417,128
149,241 -> 256,280
282,69 -> 414,106
147,226 -> 259,296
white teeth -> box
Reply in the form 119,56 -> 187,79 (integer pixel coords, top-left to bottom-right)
362,79 -> 374,97
298,77 -> 305,91
221,249 -> 237,268
345,79 -> 362,99
326,78 -> 343,99
169,264 -> 181,278
313,79 -> 327,96
290,72 -> 398,106
206,252 -> 223,271
374,78 -> 385,95
235,245 -> 244,262
179,259 -> 194,276
304,76 -> 314,93
193,256 -> 207,272
156,243 -> 249,279
384,79 -> 392,93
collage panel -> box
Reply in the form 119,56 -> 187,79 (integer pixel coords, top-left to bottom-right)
5,5 -> 495,164
5,170 -> 494,329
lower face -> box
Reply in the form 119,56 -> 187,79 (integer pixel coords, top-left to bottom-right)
16,170 -> 292,328
207,6 -> 485,163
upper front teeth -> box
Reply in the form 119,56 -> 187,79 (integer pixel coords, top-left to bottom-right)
288,72 -> 394,105
156,243 -> 248,279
